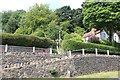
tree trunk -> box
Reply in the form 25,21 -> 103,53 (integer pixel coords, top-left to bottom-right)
109,29 -> 113,43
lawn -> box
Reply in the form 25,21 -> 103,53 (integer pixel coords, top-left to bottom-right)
75,71 -> 120,78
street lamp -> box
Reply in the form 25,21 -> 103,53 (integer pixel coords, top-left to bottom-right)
58,30 -> 61,47
56,39 -> 59,50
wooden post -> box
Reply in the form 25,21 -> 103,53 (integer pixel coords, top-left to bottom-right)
5,44 -> 8,52
95,48 -> 98,56
82,49 -> 85,55
33,47 -> 35,53
107,50 -> 109,55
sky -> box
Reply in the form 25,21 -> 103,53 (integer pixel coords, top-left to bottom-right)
0,0 -> 84,12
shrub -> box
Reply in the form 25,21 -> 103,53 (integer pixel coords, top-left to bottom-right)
49,68 -> 57,75
52,49 -> 58,54
99,40 -> 107,45
64,33 -> 77,40
1,33 -> 55,48
112,41 -> 120,48
31,31 -> 45,37
64,33 -> 83,42
62,39 -> 120,55
88,36 -> 100,43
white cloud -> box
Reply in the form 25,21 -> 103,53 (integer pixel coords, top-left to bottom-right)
0,0 -> 84,12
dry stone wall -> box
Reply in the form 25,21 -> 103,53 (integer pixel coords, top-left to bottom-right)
1,52 -> 120,78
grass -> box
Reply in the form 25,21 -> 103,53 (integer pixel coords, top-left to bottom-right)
75,71 -> 120,78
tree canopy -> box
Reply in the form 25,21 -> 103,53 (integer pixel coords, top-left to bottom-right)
82,2 -> 120,42
1,10 -> 26,33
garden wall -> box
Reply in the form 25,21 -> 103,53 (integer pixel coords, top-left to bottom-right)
1,52 -> 120,78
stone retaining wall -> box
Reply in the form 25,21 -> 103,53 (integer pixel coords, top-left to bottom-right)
1,52 -> 120,78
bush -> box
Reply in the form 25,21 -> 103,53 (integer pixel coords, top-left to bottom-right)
1,33 -> 55,48
31,31 -> 45,37
99,40 -> 107,45
62,39 -> 120,55
64,33 -> 77,40
52,49 -> 58,54
64,33 -> 83,42
112,41 -> 120,48
49,68 -> 57,75
88,36 -> 100,43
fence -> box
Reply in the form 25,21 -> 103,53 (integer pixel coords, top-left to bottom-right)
0,44 -> 52,54
68,48 -> 120,57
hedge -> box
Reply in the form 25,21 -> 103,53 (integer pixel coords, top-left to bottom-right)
62,39 -> 120,55
0,33 -> 55,48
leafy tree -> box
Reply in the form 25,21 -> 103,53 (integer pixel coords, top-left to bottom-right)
1,10 -> 26,33
56,6 -> 84,34
60,21 -> 73,33
82,2 -> 120,42
15,4 -> 58,39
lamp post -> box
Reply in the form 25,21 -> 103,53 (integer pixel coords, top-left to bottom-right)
56,39 -> 59,50
58,30 -> 61,48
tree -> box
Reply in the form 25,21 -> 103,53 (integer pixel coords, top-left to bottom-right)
15,4 -> 58,39
56,6 -> 84,34
1,10 -> 26,33
82,2 -> 120,42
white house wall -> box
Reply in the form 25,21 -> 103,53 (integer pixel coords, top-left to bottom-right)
100,30 -> 109,41
113,33 -> 120,43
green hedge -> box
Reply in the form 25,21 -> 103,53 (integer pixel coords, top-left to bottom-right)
62,39 -> 120,55
1,33 -> 55,48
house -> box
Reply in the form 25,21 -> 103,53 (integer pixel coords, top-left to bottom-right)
99,30 -> 109,41
113,31 -> 120,43
83,28 -> 101,42
83,28 -> 120,43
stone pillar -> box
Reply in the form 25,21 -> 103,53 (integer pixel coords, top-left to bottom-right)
95,48 -> 98,56
68,51 -> 71,58
5,44 -> 8,52
20,63 -> 23,67
50,48 -> 52,54
107,50 -> 109,55
33,47 -> 35,53
82,49 -> 85,55
66,70 -> 70,77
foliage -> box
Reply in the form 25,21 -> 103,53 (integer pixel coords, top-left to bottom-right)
64,33 -> 83,42
82,2 -> 120,42
56,6 -> 83,27
14,4 -> 60,40
99,40 -> 107,45
30,28 -> 45,37
1,10 -> 26,33
60,21 -> 73,33
74,26 -> 85,36
45,20 -> 60,40
112,41 -> 120,48
1,33 -> 55,48
62,39 -> 120,55
88,36 -> 100,43
64,33 -> 78,40
56,6 -> 84,34
49,68 -> 57,74
52,49 -> 58,54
